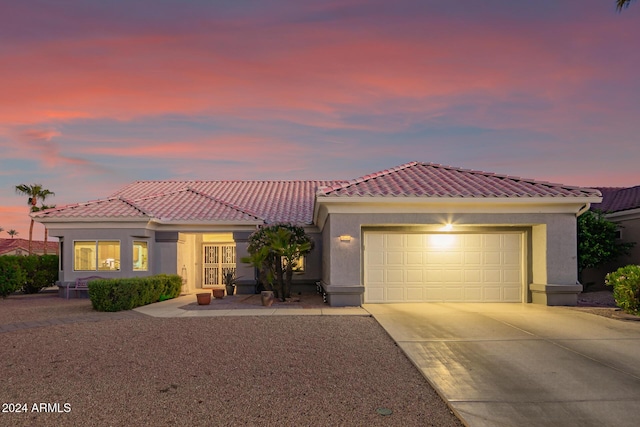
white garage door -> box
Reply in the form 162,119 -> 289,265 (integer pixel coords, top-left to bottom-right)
364,232 -> 523,303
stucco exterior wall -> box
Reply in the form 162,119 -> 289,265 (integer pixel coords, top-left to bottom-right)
320,212 -> 580,306
48,226 -> 153,284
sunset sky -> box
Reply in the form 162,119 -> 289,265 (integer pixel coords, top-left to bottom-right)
1,0 -> 639,240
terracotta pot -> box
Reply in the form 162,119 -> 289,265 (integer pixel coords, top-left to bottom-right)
212,289 -> 225,299
196,292 -> 211,305
261,291 -> 275,307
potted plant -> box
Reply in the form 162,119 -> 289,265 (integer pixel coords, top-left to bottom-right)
196,292 -> 211,305
223,271 -> 239,296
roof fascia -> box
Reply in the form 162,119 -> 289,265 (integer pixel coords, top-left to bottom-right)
314,196 -> 600,214
605,207 -> 640,221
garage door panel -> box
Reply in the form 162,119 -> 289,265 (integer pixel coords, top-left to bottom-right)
386,234 -> 404,248
483,286 -> 502,301
502,234 -> 521,250
364,232 -> 523,303
464,251 -> 482,265
443,287 -> 463,300
406,269 -> 423,283
483,269 -> 502,283
406,234 -> 423,248
503,251 -> 521,266
386,251 -> 404,265
503,287 -> 521,302
464,269 -> 482,282
464,287 -> 482,301
503,269 -> 521,283
483,251 -> 502,265
484,234 -> 502,248
385,269 -> 403,283
406,251 -> 423,265
465,234 -> 482,248
367,287 -> 385,303
386,287 -> 405,301
406,287 -> 424,301
444,270 -> 462,282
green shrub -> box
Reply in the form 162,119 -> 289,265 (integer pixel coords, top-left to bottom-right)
0,257 -> 26,298
17,255 -> 59,294
605,265 -> 640,315
88,274 -> 182,312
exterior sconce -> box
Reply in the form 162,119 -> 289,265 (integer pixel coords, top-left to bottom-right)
339,235 -> 352,242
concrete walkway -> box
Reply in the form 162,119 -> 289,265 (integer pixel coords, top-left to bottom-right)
364,303 -> 640,427
134,293 -> 369,317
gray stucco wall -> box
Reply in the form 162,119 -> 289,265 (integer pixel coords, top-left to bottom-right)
48,226 -> 154,284
320,212 -> 580,306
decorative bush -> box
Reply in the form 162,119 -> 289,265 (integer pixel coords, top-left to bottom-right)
0,257 -> 27,298
605,265 -> 640,315
17,255 -> 59,294
88,274 -> 182,312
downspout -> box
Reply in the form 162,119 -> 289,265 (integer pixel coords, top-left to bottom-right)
576,203 -> 590,217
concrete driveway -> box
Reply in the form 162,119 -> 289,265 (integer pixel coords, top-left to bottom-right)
364,303 -> 640,427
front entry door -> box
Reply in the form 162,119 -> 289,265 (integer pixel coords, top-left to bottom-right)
203,244 -> 236,287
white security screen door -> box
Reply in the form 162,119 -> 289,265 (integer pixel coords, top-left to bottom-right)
203,244 -> 236,286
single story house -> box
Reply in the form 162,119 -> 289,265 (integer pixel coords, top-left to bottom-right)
33,161 -> 601,306
582,185 -> 640,287
0,238 -> 59,256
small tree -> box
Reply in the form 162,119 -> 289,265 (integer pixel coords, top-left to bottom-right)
577,210 -> 635,282
7,229 -> 18,239
243,223 -> 314,301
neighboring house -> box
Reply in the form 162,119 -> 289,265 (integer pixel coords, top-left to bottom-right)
33,161 -> 601,306
0,238 -> 59,256
582,185 -> 640,288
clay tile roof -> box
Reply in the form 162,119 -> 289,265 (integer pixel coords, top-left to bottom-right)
133,188 -> 263,222
36,180 -> 344,225
590,185 -> 640,213
0,238 -> 59,255
317,162 -> 601,198
33,197 -> 149,219
33,161 -> 601,225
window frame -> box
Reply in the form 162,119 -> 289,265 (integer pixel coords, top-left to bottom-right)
73,240 -> 121,272
132,240 -> 149,271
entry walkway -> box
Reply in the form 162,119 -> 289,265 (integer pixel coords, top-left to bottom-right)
364,303 -> 640,427
134,293 -> 368,317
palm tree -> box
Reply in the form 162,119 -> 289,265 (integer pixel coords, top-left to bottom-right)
7,230 -> 18,239
15,184 -> 55,255
617,0 -> 635,11
38,204 -> 56,255
33,204 -> 56,254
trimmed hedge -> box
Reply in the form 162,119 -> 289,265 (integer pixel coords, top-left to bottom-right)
0,255 -> 58,297
605,265 -> 640,315
88,274 -> 182,312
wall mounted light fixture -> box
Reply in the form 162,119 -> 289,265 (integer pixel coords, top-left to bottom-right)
339,235 -> 352,242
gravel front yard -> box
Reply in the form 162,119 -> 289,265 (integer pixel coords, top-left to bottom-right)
0,293 -> 462,427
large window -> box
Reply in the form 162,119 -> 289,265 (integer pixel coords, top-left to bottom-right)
74,241 -> 120,271
133,241 -> 148,271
